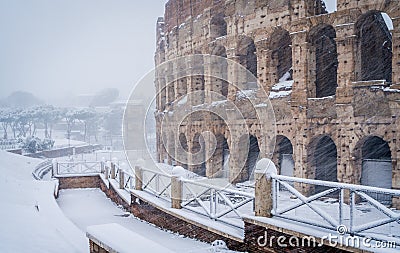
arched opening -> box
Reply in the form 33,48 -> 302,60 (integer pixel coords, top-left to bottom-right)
241,135 -> 260,182
313,136 -> 337,193
275,136 -> 294,177
356,11 -> 392,83
238,37 -> 257,81
309,24 -> 338,98
269,29 -> 293,83
191,133 -> 206,176
210,14 -> 227,40
209,134 -> 230,178
178,133 -> 188,169
361,136 -> 392,205
211,45 -> 229,98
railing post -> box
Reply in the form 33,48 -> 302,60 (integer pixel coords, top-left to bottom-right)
110,162 -> 116,179
134,166 -> 143,191
104,164 -> 109,179
52,159 -> 58,177
255,159 -> 277,218
119,169 -> 125,189
171,176 -> 182,209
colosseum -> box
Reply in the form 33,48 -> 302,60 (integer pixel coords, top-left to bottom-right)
154,0 -> 400,205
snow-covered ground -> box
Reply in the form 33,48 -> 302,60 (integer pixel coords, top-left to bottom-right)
57,188 -> 223,253
0,150 -> 239,252
0,151 -> 87,253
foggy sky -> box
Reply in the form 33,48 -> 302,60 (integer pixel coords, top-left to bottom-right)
0,0 -> 336,104
0,0 -> 167,103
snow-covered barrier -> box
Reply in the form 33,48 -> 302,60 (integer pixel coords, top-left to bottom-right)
86,223 -> 175,253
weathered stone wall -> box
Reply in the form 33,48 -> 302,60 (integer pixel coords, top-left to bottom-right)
155,0 -> 400,198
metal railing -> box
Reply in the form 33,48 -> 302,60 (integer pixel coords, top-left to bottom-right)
32,159 -> 53,180
141,168 -> 172,202
56,161 -> 103,175
181,178 -> 254,228
0,139 -> 20,150
270,174 -> 400,244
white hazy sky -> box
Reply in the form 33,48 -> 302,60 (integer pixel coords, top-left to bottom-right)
0,0 -> 167,103
0,0 -> 337,103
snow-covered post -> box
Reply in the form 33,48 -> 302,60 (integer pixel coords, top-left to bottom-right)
104,163 -> 109,179
134,166 -> 143,191
119,169 -> 125,189
171,166 -> 185,209
52,159 -> 58,177
255,159 -> 277,218
110,162 -> 116,179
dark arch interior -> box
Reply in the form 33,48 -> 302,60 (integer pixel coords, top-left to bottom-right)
246,40 -> 257,78
245,135 -> 260,181
270,29 -> 292,82
357,12 -> 392,83
276,136 -> 294,178
309,25 -> 338,98
314,136 -> 338,193
210,14 -> 227,39
192,133 -> 206,176
362,136 -> 391,160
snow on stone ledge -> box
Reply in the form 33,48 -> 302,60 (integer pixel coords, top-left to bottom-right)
236,89 -> 256,100
269,90 -> 292,99
87,223 -> 175,253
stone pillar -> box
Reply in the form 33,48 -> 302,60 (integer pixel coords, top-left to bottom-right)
134,166 -> 143,191
104,164 -> 109,179
171,176 -> 182,209
289,31 -> 311,196
226,48 -> 239,101
205,139 -> 224,178
254,158 -> 277,217
119,170 -> 125,189
110,163 -> 116,179
255,172 -> 273,217
391,18 -> 400,87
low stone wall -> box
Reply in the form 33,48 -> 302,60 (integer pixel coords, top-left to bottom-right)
57,175 -> 102,190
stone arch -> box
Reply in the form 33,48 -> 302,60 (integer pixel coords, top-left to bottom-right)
210,13 -> 227,40
208,133 -> 230,178
177,132 -> 188,168
355,11 -> 392,83
269,28 -> 293,83
237,134 -> 260,182
273,135 -> 294,177
354,136 -> 393,204
308,24 -> 338,98
308,135 -> 338,193
237,36 -> 258,80
190,132 -> 206,176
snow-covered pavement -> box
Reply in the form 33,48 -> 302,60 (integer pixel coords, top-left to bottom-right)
57,188 -> 219,253
0,151 -> 87,253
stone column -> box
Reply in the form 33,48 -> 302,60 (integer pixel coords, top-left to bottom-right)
134,166 -> 143,191
290,31 -> 311,196
171,176 -> 182,209
391,18 -> 400,87
110,162 -> 116,179
254,159 -> 277,217
119,170 -> 125,189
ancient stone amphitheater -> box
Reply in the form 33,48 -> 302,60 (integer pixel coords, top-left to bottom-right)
154,0 -> 400,205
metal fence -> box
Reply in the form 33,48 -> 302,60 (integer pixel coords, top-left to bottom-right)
270,174 -> 400,244
56,161 -> 103,175
181,178 -> 254,228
